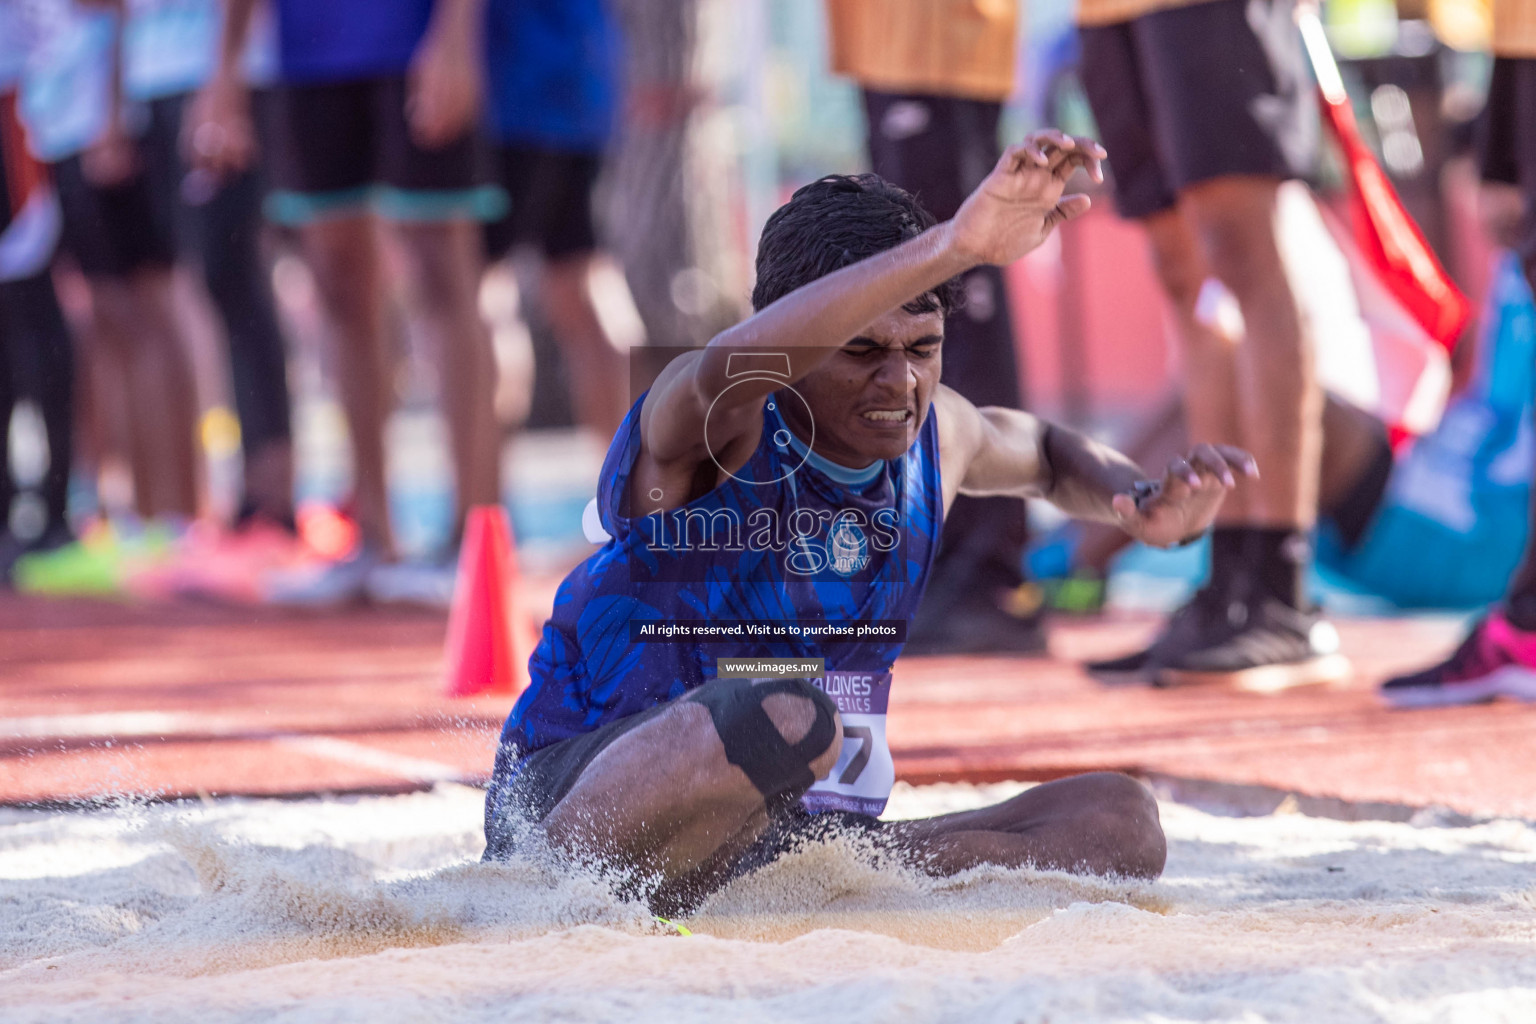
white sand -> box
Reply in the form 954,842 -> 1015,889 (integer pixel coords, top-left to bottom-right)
2,781 -> 1534,1023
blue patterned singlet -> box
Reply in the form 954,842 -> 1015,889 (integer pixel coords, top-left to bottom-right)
493,389 -> 944,815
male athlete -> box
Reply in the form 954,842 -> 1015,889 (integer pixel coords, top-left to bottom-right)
484,130 -> 1256,914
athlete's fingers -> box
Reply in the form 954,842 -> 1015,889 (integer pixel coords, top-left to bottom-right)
1166,456 -> 1201,491
1005,142 -> 1049,171
1189,444 -> 1237,488
1049,149 -> 1088,182
1070,134 -> 1108,159
1214,444 -> 1260,478
1227,446 -> 1260,478
1043,194 -> 1093,232
1066,134 -> 1107,182
1025,129 -> 1077,173
1030,128 -> 1075,153
1112,492 -> 1142,524
1157,470 -> 1192,509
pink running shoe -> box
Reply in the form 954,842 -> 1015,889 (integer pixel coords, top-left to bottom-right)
1380,613 -> 1536,708
175,519 -> 313,604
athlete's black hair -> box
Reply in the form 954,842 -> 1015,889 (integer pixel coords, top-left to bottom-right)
750,173 -> 961,316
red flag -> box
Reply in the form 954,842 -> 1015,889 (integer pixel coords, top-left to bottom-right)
1297,10 -> 1470,351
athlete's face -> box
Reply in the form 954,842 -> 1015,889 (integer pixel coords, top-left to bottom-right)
785,308 -> 944,465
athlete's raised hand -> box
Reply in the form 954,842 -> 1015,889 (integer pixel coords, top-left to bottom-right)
947,129 -> 1106,266
1111,444 -> 1259,549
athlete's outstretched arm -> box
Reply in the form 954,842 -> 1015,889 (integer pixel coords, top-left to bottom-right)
939,388 -> 1257,549
643,131 -> 1105,463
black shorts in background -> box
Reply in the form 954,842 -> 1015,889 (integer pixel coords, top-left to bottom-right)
52,108 -> 180,279
483,145 -> 602,262
1079,0 -> 1317,219
860,91 -> 1003,223
1476,57 -> 1536,271
266,76 -> 502,225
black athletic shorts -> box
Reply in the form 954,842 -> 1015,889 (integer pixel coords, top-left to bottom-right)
52,110 -> 180,279
1078,0 -> 1318,219
51,92 -> 279,280
1476,57 -> 1536,271
266,76 -> 504,225
483,145 -> 601,261
861,91 -> 1003,223
482,679 -> 889,912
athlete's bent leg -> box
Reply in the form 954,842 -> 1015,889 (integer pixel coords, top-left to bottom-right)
540,678 -> 843,884
884,772 -> 1166,879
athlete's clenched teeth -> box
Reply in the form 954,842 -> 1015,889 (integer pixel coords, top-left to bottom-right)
861,409 -> 912,422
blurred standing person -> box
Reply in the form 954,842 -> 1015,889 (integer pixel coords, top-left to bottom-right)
121,0 -> 296,535
604,0 -> 745,349
1075,0 -> 1346,688
188,0 -> 505,604
1380,0 -> 1536,707
0,0 -> 75,579
482,0 -> 637,441
17,0 -> 202,522
826,0 -> 1043,653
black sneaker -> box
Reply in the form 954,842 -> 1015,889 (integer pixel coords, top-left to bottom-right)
1155,598 -> 1352,692
1085,584 -> 1248,684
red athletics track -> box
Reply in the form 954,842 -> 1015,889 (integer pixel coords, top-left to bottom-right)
3,589 -> 1534,819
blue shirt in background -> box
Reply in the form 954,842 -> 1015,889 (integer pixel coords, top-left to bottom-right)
275,0 -> 433,84
125,0 -> 278,101
0,0 -> 25,93
16,0 -> 115,161
483,0 -> 620,151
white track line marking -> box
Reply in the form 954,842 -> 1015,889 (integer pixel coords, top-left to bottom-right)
276,735 -> 466,783
1,712 -> 210,739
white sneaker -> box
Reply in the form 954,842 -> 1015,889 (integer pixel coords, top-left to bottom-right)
364,554 -> 458,608
261,545 -> 383,607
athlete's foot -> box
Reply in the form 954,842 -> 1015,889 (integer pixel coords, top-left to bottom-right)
1154,598 -> 1351,693
1085,583 -> 1246,685
1380,613 -> 1536,709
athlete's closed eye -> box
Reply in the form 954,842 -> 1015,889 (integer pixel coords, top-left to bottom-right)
843,336 -> 941,359
905,336 -> 942,359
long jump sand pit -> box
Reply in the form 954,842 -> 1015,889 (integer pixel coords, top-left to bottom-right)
5,781 -> 1535,1023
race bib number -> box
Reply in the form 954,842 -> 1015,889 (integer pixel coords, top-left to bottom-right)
801,670 -> 894,816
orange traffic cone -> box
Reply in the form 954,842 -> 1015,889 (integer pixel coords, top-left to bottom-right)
443,506 -> 534,698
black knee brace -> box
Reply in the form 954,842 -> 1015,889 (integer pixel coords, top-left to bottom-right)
689,678 -> 838,814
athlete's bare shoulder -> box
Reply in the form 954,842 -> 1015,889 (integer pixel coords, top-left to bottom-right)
631,352 -> 761,515
931,385 -> 986,510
